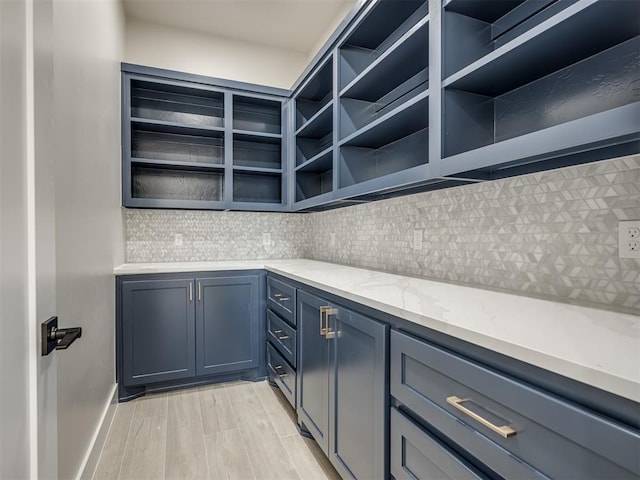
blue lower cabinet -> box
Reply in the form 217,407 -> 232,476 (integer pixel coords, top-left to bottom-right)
390,330 -> 640,480
121,278 -> 196,386
117,271 -> 265,401
297,290 -> 388,480
196,275 -> 260,376
391,407 -> 486,480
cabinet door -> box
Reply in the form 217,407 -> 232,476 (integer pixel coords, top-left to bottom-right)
329,308 -> 388,480
121,278 -> 195,386
196,275 -> 260,377
297,290 -> 331,454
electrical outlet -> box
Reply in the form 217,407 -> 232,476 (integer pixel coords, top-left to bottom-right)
263,232 -> 271,247
330,232 -> 336,247
174,234 -> 183,246
413,229 -> 423,250
619,221 -> 640,259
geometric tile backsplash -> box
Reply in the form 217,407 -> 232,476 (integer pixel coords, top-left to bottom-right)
125,154 -> 640,313
125,209 -> 311,263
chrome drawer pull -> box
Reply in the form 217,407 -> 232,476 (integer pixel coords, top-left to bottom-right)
273,365 -> 287,378
277,334 -> 289,340
446,396 -> 516,439
273,293 -> 290,301
274,330 -> 283,334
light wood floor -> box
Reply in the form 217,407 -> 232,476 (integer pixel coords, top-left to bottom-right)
93,381 -> 341,480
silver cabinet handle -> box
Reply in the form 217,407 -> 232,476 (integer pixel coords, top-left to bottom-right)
271,329 -> 289,340
189,282 -> 193,302
273,365 -> 287,378
273,293 -> 290,301
198,281 -> 202,301
446,396 -> 516,438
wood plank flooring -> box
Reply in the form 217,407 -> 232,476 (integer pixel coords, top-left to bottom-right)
93,381 -> 341,480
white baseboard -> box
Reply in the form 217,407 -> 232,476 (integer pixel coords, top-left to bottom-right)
76,384 -> 118,480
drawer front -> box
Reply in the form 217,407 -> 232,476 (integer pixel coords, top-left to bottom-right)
267,342 -> 295,407
267,276 -> 296,326
267,309 -> 296,367
391,330 -> 640,479
391,408 -> 485,480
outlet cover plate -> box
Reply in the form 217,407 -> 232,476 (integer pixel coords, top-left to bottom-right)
619,220 -> 640,259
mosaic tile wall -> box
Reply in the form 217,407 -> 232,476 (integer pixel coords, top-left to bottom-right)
125,155 -> 640,312
308,155 -> 640,312
125,209 -> 310,262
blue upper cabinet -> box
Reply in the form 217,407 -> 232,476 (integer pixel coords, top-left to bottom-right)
121,64 -> 289,211
121,0 -> 640,212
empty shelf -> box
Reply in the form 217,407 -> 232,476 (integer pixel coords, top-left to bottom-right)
233,95 -> 282,134
233,171 -> 282,203
233,133 -> 281,170
132,165 -> 224,201
443,35 -> 640,157
131,122 -> 224,165
339,0 -> 428,89
131,79 -> 224,128
296,58 -> 333,130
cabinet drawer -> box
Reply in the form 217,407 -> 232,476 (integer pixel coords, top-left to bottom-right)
390,330 -> 640,479
267,276 -> 296,326
391,407 -> 486,480
267,342 -> 295,407
267,309 -> 296,367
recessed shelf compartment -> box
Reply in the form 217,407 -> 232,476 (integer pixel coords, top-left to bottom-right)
340,127 -> 429,189
233,95 -> 282,134
296,59 -> 333,131
443,0 -> 577,79
233,171 -> 282,204
443,34 -> 640,157
340,91 -> 429,148
131,79 -> 224,128
340,19 -> 429,139
339,0 -> 428,90
131,122 -> 224,165
296,135 -> 333,167
131,165 -> 224,201
443,0 -> 639,84
295,150 -> 334,202
233,133 -> 281,170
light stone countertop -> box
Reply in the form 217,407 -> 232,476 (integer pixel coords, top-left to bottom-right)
114,259 -> 640,403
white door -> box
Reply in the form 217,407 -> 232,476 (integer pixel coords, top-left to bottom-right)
0,0 -> 58,478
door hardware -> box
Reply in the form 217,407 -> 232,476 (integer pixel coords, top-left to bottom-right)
41,316 -> 82,355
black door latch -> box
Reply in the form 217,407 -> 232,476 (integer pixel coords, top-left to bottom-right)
41,316 -> 82,356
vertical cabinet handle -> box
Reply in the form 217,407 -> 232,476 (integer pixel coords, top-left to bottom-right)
325,308 -> 337,339
319,306 -> 328,336
189,282 -> 193,302
198,282 -> 202,301
319,306 -> 337,339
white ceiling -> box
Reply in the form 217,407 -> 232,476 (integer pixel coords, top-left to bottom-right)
122,0 -> 358,54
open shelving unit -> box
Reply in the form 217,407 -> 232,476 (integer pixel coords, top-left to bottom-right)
231,94 -> 284,206
122,68 -> 287,210
333,0 -> 430,199
441,0 -> 640,175
293,56 -> 336,204
122,0 -> 640,213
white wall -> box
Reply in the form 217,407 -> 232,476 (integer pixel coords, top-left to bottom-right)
51,0 -> 125,478
125,19 -> 308,89
306,2 -> 356,64
0,1 -> 30,478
